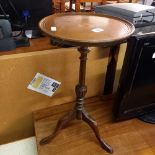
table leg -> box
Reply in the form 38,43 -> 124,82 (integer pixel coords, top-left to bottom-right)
82,110 -> 113,153
40,46 -> 113,154
40,110 -> 76,145
76,46 -> 112,153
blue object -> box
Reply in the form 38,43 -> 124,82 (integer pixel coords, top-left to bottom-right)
22,10 -> 30,17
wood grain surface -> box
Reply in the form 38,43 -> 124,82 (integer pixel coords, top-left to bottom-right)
39,13 -> 135,46
34,96 -> 155,155
0,36 -> 58,56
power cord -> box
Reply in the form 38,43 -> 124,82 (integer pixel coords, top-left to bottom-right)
146,10 -> 155,22
136,11 -> 155,24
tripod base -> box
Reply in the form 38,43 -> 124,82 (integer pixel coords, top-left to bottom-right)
40,108 -> 113,154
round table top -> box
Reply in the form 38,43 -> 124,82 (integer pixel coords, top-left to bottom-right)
39,13 -> 135,46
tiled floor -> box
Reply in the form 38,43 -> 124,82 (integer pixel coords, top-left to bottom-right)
0,137 -> 38,155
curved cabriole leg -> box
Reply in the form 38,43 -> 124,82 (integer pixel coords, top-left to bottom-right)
40,110 -> 76,145
82,111 -> 113,154
40,46 -> 113,154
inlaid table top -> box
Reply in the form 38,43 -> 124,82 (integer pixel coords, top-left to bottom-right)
39,13 -> 135,46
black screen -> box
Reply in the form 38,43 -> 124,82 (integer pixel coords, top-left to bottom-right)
114,33 -> 155,121
0,27 -> 3,39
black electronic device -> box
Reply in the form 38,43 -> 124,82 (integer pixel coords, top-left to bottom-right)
114,33 -> 155,122
0,19 -> 16,51
0,0 -> 52,35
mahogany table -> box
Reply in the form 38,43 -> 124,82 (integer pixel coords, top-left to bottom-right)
39,13 -> 135,153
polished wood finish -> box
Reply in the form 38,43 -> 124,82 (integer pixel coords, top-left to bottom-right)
75,0 -> 118,12
34,96 -> 155,155
53,0 -> 66,12
39,46 -> 113,153
39,13 -> 135,47
75,0 -> 105,12
39,13 -> 134,153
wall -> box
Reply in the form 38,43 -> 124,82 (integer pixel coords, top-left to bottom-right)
0,46 -> 113,144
